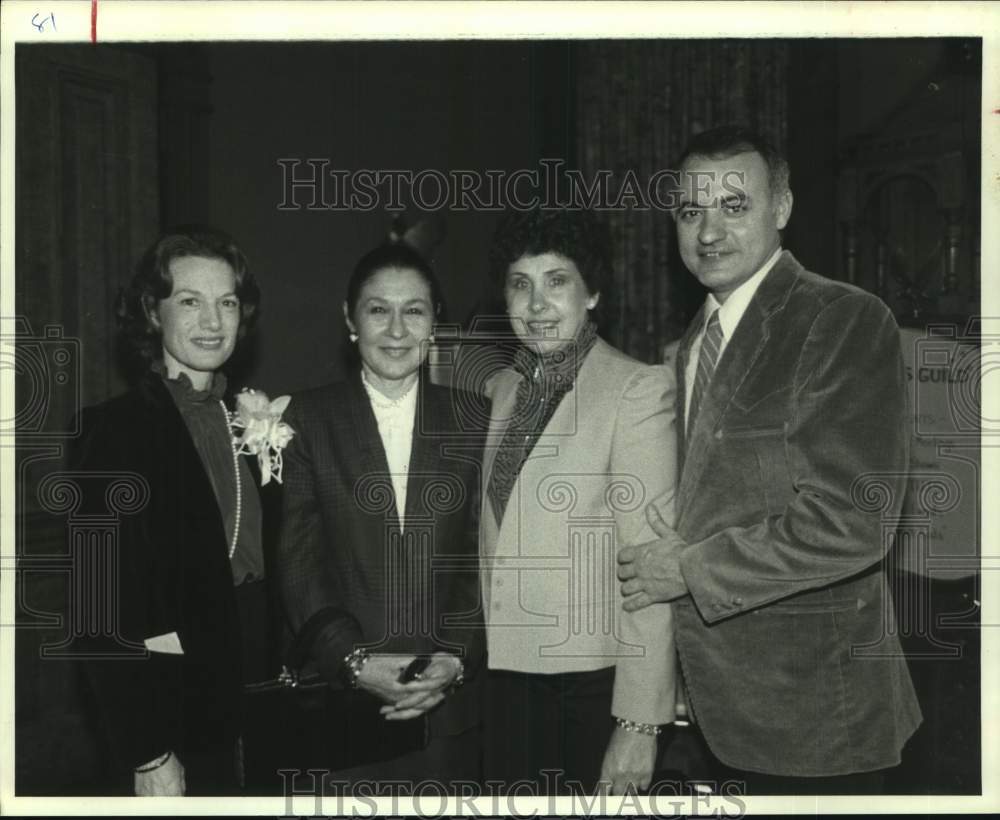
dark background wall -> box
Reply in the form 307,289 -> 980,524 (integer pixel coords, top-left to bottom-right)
204,41 -> 544,393
15,38 -> 977,400
788,38 -> 979,290
194,38 -> 976,394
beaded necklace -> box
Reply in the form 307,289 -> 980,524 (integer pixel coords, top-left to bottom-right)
361,367 -> 418,409
220,400 -> 242,559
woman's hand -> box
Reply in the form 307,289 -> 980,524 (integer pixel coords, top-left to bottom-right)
597,725 -> 657,795
354,653 -> 421,703
358,654 -> 444,720
379,652 -> 462,721
133,751 -> 185,796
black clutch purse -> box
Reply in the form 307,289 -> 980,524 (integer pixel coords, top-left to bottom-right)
239,620 -> 428,793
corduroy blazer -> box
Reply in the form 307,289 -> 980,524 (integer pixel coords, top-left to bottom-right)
277,372 -> 486,737
674,251 -> 922,776
481,337 -> 678,726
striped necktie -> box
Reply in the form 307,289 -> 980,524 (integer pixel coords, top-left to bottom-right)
687,310 -> 723,433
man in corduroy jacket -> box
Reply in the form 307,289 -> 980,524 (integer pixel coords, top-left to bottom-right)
617,125 -> 922,794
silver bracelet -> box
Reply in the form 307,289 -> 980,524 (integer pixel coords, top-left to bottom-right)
614,716 -> 662,736
343,646 -> 371,688
134,750 -> 172,773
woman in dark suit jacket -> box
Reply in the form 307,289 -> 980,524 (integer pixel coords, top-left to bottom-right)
71,226 -> 273,796
277,242 -> 485,788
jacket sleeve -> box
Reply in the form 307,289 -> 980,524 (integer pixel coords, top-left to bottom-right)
609,364 -> 678,725
276,400 -> 364,685
680,292 -> 909,621
433,393 -> 489,679
70,405 -> 182,770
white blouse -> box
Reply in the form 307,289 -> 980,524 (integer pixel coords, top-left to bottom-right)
361,370 -> 418,530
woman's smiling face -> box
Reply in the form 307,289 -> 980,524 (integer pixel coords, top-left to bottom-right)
154,255 -> 240,390
344,265 -> 434,396
504,252 -> 599,355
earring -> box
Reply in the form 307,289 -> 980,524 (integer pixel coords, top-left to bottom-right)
349,332 -> 358,342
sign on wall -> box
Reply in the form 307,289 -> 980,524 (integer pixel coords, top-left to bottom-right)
898,323 -> 980,580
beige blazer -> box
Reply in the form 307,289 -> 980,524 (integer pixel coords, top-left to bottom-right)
481,337 -> 677,725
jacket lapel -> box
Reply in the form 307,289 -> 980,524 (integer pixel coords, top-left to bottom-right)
404,379 -> 436,524
140,372 -> 231,562
676,252 -> 801,521
481,368 -> 523,532
492,341 -> 603,548
345,372 -> 402,528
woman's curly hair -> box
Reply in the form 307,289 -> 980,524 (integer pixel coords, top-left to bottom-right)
487,207 -> 613,326
116,225 -> 260,374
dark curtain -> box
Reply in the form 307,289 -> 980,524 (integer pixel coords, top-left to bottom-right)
575,40 -> 789,362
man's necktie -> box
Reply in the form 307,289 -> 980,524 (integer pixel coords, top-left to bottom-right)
687,309 -> 723,433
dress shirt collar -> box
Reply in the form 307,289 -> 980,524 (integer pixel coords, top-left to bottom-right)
702,247 -> 782,340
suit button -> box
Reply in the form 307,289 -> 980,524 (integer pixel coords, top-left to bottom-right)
711,603 -> 723,611
714,430 -> 723,440
731,596 -> 744,607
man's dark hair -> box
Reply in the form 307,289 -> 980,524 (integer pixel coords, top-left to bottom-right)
675,125 -> 790,196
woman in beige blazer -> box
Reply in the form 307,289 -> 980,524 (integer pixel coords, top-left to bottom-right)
481,207 -> 677,795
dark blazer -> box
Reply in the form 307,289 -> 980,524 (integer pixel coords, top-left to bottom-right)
674,251 -> 922,777
277,372 -> 486,738
70,372 -> 246,773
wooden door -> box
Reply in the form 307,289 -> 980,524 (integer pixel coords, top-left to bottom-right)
14,43 -> 159,794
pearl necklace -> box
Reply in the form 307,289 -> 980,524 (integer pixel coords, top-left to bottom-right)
220,400 -> 242,560
361,369 -> 418,410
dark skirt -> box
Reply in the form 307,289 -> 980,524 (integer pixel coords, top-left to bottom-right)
483,666 -> 616,795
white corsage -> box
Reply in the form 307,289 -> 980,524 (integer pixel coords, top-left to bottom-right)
230,388 -> 296,485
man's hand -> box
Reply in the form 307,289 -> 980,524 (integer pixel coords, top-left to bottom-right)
617,505 -> 689,611
597,725 -> 658,795
134,751 -> 185,796
380,652 -> 461,721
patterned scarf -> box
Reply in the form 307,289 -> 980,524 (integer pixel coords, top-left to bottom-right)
487,320 -> 599,527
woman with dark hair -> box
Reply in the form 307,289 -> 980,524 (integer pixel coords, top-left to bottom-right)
72,225 -> 277,795
277,241 -> 485,787
480,207 -> 678,794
